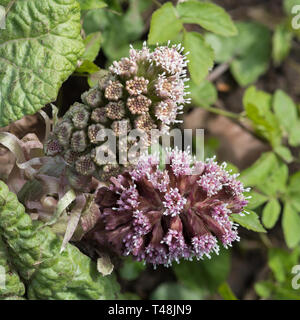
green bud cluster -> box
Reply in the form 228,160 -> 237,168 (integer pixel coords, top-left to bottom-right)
44,43 -> 189,180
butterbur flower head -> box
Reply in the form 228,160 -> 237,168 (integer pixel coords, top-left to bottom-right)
45,43 -> 189,181
86,149 -> 249,267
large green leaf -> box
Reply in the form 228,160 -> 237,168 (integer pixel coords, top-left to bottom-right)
0,180 -> 120,300
231,210 -> 266,233
0,0 -> 84,127
148,2 -> 183,44
287,171 -> 300,211
177,0 -> 237,36
183,31 -> 214,84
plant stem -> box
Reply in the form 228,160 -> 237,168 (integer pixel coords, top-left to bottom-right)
152,0 -> 162,7
201,105 -> 242,120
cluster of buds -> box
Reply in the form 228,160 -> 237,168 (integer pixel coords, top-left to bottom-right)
44,43 -> 190,180
85,149 -> 249,267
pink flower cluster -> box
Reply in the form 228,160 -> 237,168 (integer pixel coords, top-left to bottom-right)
87,149 -> 249,267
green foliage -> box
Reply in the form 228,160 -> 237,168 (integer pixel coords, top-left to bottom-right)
83,0 -> 145,64
218,282 -> 238,300
0,0 -> 85,127
148,0 -> 236,89
206,22 -> 272,86
189,80 -> 217,108
243,86 -> 281,147
148,2 -> 183,45
176,0 -> 237,36
183,31 -> 214,84
0,237 -> 25,300
173,247 -> 230,295
231,210 -> 266,233
255,247 -> 300,300
119,257 -> 146,281
262,199 -> 281,229
272,23 -> 293,66
78,0 -> 107,11
150,282 -> 205,300
0,180 -> 120,300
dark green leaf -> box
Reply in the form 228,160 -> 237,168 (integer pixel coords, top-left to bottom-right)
173,247 -> 230,293
205,22 -> 271,86
177,0 -> 237,36
119,257 -> 146,281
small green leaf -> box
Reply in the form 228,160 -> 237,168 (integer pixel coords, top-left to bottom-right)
287,171 -> 300,211
273,89 -> 298,132
272,23 -> 293,66
177,0 -> 237,36
0,0 -> 85,127
218,282 -> 238,300
189,80 -> 217,107
268,247 -> 300,282
288,121 -> 300,147
262,199 -> 281,229
75,61 -> 100,74
243,87 -> 282,147
239,152 -> 278,187
148,2 -> 183,45
231,210 -> 266,233
183,31 -> 214,84
246,191 -> 268,210
78,0 -> 107,11
274,146 -> 293,163
254,281 -> 274,298
282,202 -> 300,248
258,161 -> 288,196
82,32 -> 102,62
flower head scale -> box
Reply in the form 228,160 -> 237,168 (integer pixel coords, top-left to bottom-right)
86,149 -> 248,267
45,43 -> 189,181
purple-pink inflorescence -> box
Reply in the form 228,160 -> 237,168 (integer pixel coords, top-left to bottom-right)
86,149 -> 249,267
